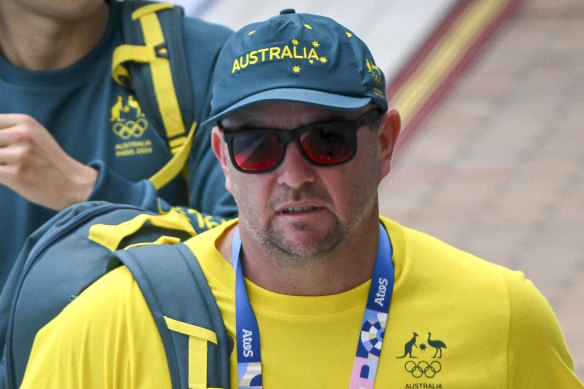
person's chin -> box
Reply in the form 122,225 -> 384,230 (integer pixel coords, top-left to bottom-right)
269,214 -> 341,256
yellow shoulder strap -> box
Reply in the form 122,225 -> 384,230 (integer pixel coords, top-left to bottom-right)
111,2 -> 188,154
88,208 -> 196,251
149,121 -> 196,190
165,316 -> 220,389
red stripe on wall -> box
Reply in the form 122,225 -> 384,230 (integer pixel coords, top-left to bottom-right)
387,0 -> 525,154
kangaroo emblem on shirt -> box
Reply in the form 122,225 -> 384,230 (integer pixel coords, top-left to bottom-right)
110,95 -> 130,122
397,332 -> 418,358
127,95 -> 142,118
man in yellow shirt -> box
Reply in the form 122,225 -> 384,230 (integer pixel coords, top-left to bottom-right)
21,9 -> 582,388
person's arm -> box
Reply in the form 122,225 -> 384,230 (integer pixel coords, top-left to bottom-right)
505,271 -> 583,387
0,113 -> 235,233
0,114 -> 98,210
20,267 -> 170,389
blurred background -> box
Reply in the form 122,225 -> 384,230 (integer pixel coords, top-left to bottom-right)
175,0 -> 583,378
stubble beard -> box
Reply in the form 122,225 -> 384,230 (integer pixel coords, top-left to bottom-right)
237,201 -> 345,265
266,215 -> 345,258
237,191 -> 378,269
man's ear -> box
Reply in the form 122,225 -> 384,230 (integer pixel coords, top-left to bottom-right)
211,127 -> 233,192
378,109 -> 401,182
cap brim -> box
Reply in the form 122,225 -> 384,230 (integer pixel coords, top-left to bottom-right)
202,88 -> 375,127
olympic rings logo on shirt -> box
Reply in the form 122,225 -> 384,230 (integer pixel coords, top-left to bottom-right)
404,360 -> 442,378
113,118 -> 148,139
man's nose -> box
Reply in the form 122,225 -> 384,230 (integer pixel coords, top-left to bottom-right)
276,142 -> 316,188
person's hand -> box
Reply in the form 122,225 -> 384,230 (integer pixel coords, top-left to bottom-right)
0,114 -> 98,210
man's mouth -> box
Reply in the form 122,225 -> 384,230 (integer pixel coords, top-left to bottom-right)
281,206 -> 321,214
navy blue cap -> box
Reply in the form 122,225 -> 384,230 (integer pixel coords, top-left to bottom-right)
203,10 -> 387,126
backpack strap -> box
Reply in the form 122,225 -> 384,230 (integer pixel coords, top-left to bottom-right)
110,244 -> 231,389
148,120 -> 196,190
88,206 -> 196,251
112,1 -> 195,156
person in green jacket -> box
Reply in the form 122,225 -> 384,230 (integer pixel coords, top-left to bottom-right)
0,0 -> 238,292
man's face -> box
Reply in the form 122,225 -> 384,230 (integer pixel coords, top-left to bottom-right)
213,101 -> 397,260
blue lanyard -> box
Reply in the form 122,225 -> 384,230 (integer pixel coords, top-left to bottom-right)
232,230 -> 263,388
231,224 -> 394,389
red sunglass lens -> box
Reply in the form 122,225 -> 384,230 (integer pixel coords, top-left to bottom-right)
300,129 -> 354,165
233,132 -> 282,171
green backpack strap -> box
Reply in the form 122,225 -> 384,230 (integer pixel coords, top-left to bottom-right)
110,244 -> 232,389
112,1 -> 195,189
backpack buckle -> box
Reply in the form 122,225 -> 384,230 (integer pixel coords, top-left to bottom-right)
155,42 -> 170,59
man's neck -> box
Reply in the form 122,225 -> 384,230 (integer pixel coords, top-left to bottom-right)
219,219 -> 381,296
0,3 -> 110,71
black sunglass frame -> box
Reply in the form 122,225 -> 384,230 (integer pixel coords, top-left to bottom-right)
220,109 -> 383,174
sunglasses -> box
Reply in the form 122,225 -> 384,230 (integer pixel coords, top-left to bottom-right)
220,109 -> 382,173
